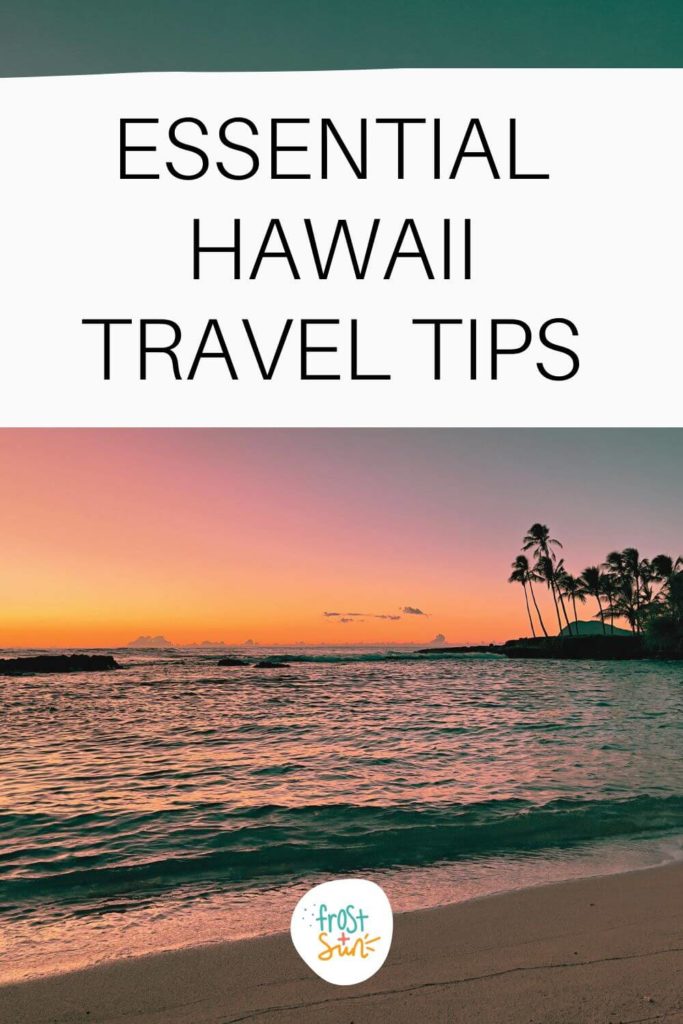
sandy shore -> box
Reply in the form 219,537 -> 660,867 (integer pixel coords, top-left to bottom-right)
2,862 -> 683,1024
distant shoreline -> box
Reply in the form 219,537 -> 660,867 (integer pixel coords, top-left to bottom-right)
2,638 -> 682,670
418,634 -> 683,660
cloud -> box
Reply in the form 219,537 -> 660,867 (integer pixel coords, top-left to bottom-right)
323,610 -> 402,621
428,633 -> 447,646
401,606 -> 427,616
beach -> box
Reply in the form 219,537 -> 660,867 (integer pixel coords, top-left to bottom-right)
2,862 -> 682,1024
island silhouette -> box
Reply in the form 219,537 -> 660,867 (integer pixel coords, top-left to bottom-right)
505,523 -> 682,658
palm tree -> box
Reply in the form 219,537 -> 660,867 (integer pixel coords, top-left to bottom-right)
603,551 -> 635,632
508,555 -> 537,637
600,572 -> 618,634
555,566 -> 572,627
622,548 -> 651,633
580,566 -> 607,635
610,579 -> 640,633
551,557 -> 575,635
523,524 -> 567,635
524,555 -> 549,637
604,548 -> 651,633
651,554 -> 683,602
523,523 -> 563,561
557,571 -> 586,631
534,555 -> 566,635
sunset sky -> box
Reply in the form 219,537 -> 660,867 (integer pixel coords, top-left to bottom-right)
0,429 -> 680,648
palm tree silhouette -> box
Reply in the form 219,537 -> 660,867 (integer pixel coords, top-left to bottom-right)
579,566 -> 607,635
523,524 -> 563,561
557,571 -> 586,632
651,554 -> 683,601
603,548 -> 652,634
622,548 -> 650,634
600,573 -> 618,634
533,555 -> 565,634
523,524 -> 567,635
508,554 -> 548,637
551,557 -> 574,635
511,528 -> 681,649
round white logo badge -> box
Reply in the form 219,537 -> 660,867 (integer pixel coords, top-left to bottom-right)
290,878 -> 393,985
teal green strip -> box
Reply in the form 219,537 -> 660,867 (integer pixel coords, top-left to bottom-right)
1,0 -> 681,76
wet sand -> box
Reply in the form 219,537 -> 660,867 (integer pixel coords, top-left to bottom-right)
2,861 -> 682,1024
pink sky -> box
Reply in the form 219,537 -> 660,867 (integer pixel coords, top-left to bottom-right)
0,429 -> 680,647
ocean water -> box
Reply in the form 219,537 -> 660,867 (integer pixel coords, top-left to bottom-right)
1,646 -> 683,982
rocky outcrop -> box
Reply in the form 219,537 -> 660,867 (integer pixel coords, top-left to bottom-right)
415,644 -> 507,656
501,635 -> 645,660
0,654 -> 121,675
416,635 -> 675,659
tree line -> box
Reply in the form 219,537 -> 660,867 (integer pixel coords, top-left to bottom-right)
508,523 -> 682,648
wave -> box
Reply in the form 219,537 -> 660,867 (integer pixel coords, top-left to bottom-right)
236,650 -> 501,665
3,794 -> 683,910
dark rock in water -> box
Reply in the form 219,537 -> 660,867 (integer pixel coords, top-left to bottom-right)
217,656 -> 250,666
254,660 -> 291,669
0,654 -> 121,676
416,644 -> 506,656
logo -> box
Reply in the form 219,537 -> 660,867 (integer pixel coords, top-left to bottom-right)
290,878 -> 393,985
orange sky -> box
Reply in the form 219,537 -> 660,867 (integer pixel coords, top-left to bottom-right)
0,429 -> 680,648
